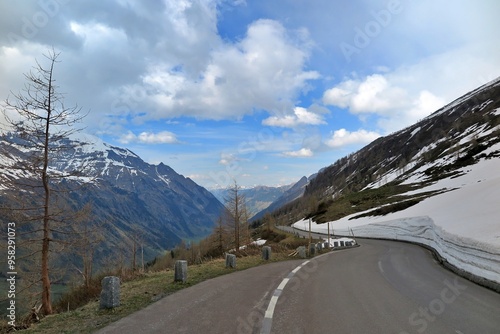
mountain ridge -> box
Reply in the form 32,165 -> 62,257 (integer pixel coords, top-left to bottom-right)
0,133 -> 225,265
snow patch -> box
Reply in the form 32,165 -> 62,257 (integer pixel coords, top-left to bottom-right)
409,127 -> 421,139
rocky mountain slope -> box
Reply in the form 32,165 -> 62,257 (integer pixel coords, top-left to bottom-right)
290,77 -> 500,223
0,134 -> 225,264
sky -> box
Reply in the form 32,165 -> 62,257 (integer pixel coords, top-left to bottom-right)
0,0 -> 499,189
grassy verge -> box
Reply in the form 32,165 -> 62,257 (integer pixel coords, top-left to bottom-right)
8,248 -> 294,334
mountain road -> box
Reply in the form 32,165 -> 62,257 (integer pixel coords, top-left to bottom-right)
96,239 -> 500,333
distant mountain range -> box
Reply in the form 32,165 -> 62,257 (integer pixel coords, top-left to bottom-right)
209,174 -> 317,222
210,184 -> 291,218
249,174 -> 316,221
0,134 -> 225,265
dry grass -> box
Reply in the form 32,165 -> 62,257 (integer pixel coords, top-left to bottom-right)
4,247 -> 294,334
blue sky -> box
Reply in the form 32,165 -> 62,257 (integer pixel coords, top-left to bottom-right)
1,0 -> 500,188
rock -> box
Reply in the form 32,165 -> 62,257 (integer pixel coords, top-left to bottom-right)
316,242 -> 323,251
297,246 -> 307,258
99,276 -> 120,309
225,254 -> 237,268
174,260 -> 188,283
309,243 -> 316,256
262,246 -> 271,260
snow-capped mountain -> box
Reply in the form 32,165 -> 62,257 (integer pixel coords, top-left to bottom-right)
0,133 -> 225,262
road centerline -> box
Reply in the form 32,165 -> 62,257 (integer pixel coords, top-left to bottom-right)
260,251 -> 334,334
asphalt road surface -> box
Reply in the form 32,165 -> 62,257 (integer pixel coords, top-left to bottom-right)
96,239 -> 500,334
269,238 -> 500,333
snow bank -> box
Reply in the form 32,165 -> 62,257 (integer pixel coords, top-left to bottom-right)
349,217 -> 499,284
293,152 -> 500,286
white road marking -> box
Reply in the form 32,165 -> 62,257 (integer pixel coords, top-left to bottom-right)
277,277 -> 289,291
264,295 -> 279,318
260,252 -> 334,334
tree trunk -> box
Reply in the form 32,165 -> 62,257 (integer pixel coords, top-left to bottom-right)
41,132 -> 52,314
132,239 -> 137,271
234,193 -> 240,254
41,59 -> 54,315
41,232 -> 52,315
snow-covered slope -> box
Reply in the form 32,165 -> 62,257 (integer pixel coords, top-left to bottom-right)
290,78 -> 500,288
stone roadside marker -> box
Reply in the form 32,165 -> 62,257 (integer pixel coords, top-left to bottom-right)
99,276 -> 120,309
226,253 -> 237,268
174,260 -> 188,283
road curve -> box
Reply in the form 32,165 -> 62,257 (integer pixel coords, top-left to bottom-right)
269,239 -> 500,333
95,259 -> 305,334
96,239 -> 500,334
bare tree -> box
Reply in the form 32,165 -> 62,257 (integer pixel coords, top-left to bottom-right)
224,181 -> 249,254
209,216 -> 231,257
70,204 -> 103,288
214,217 -> 226,255
129,226 -> 145,272
0,49 -> 88,315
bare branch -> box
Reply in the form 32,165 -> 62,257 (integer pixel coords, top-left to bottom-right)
0,49 -> 90,315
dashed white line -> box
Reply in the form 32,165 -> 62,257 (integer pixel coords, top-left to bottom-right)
260,252 -> 333,334
277,277 -> 289,291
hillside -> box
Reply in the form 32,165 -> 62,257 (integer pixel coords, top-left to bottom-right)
270,77 -> 500,223
0,134 -> 225,265
278,77 -> 500,286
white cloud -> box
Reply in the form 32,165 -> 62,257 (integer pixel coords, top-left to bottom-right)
283,148 -> 313,158
410,90 -> 446,118
323,74 -> 408,115
125,19 -> 320,121
218,152 -> 245,166
119,131 -> 178,144
326,129 -> 381,148
377,90 -> 446,132
262,106 -> 326,128
70,21 -> 128,49
322,57 -> 481,133
218,153 -> 233,166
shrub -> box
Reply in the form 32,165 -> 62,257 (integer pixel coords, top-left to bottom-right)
53,277 -> 104,313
